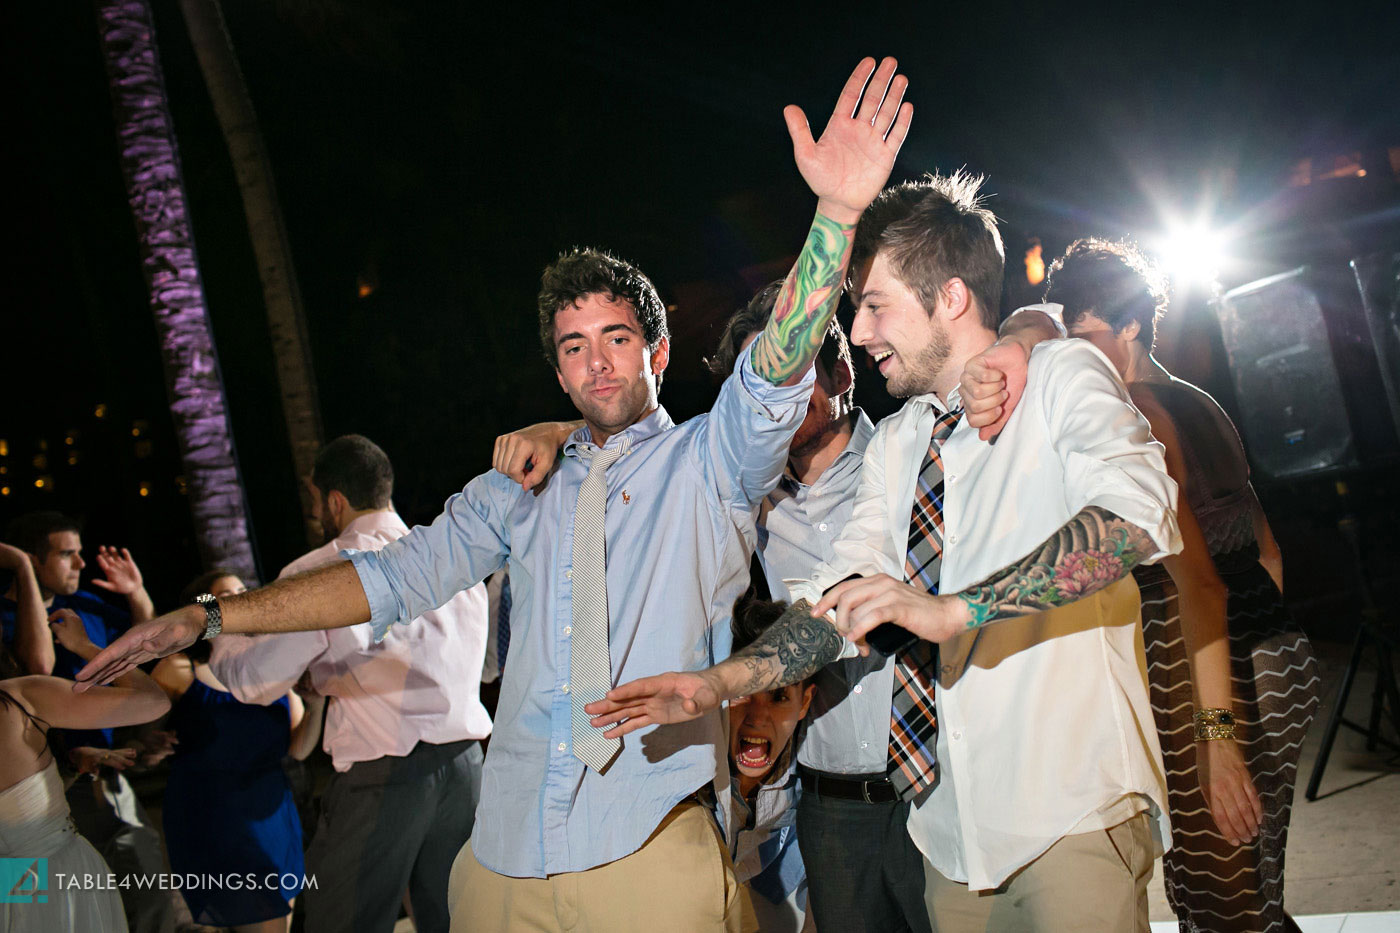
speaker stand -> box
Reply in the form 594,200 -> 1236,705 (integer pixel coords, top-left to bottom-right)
1304,486 -> 1400,800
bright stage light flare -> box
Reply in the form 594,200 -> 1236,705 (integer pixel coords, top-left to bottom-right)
1155,224 -> 1227,286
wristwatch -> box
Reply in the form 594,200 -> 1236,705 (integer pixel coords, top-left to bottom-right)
193,593 -> 222,640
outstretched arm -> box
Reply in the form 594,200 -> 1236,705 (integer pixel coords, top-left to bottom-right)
813,505 -> 1158,645
75,560 -> 369,691
749,57 -> 913,387
584,598 -> 845,738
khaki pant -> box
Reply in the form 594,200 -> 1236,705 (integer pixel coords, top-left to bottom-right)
448,800 -> 747,933
925,812 -> 1155,932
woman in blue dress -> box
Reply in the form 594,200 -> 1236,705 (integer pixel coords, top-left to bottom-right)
152,571 -> 325,933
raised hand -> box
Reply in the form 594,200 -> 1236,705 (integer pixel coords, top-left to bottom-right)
584,670 -> 725,739
92,546 -> 144,596
73,607 -> 206,692
786,56 -> 913,222
49,609 -> 97,656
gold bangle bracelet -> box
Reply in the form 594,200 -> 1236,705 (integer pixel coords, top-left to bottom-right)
1193,707 -> 1237,741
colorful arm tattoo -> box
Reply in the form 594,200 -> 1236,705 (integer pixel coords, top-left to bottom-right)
957,506 -> 1155,628
749,212 -> 856,385
720,599 -> 845,696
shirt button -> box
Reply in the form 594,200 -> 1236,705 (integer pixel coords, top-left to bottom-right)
948,533 -> 958,544
563,625 -> 572,636
565,569 -> 573,580
557,742 -> 567,752
818,522 -> 829,532
561,683 -> 570,694
853,684 -> 863,694
952,730 -> 963,741
947,474 -> 956,483
860,741 -> 869,750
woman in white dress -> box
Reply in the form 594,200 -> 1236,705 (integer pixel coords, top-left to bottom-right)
0,611 -> 171,933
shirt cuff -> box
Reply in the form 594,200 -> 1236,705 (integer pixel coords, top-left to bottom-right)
1067,455 -> 1183,562
342,547 -> 402,642
734,342 -> 817,422
1009,302 -> 1067,335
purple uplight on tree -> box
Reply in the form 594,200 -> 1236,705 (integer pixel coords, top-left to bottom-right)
96,0 -> 259,583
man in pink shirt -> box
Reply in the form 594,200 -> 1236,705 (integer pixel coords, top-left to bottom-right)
211,435 -> 491,933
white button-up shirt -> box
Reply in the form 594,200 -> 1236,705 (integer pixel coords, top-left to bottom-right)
789,339 -> 1181,891
211,510 -> 492,771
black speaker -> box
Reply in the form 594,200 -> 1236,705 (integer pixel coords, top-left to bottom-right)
1215,253 -> 1400,481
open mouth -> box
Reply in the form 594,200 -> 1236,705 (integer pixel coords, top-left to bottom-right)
870,349 -> 894,373
735,735 -> 772,769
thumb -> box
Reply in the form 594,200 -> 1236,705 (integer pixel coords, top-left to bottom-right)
90,579 -> 117,592
783,105 -> 815,157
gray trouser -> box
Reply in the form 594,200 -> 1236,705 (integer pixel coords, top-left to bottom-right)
794,776 -> 933,933
304,739 -> 483,933
67,772 -> 177,933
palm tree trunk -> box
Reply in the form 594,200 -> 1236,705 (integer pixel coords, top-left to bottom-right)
178,0 -> 325,548
96,0 -> 259,583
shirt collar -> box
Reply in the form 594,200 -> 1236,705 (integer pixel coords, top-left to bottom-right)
780,408 -> 875,489
912,385 -> 963,415
337,510 -> 407,542
563,405 -> 675,459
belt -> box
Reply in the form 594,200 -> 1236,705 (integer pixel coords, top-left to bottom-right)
798,765 -> 898,804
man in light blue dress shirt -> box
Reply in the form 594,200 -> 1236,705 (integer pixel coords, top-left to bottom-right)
78,57 -> 917,932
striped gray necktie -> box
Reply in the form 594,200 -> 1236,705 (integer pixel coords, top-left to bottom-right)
570,442 -> 624,773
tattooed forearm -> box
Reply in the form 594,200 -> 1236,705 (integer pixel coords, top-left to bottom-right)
750,212 -> 856,385
956,506 -> 1156,628
718,599 -> 845,697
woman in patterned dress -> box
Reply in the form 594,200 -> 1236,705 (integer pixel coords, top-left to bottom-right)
1046,238 -> 1321,933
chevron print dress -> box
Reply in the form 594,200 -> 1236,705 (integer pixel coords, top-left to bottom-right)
1132,378 -> 1321,933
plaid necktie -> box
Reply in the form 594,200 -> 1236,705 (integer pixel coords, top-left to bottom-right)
888,407 -> 961,800
570,443 -> 624,773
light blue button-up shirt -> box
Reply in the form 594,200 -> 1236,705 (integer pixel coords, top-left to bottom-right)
348,345 -> 814,878
755,410 -> 900,775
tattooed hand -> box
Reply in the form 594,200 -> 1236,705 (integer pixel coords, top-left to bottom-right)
812,574 -> 970,646
585,599 -> 847,737
584,669 -> 727,739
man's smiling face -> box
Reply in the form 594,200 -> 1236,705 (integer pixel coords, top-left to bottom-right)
849,252 -> 950,398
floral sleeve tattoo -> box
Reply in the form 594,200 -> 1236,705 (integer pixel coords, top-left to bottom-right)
750,213 -> 856,385
722,599 -> 845,696
957,506 -> 1154,629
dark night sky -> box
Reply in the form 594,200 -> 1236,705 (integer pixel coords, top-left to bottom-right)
3,0 -> 1398,605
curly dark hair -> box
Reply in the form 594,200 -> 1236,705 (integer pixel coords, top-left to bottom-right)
1043,238 -> 1168,350
850,171 -> 1005,330
705,279 -> 855,410
537,248 -> 670,378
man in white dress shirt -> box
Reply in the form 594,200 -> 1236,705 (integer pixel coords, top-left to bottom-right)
589,174 -> 1182,931
211,435 -> 491,933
